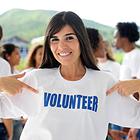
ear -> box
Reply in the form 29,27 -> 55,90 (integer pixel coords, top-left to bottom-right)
122,37 -> 129,43
5,54 -> 10,60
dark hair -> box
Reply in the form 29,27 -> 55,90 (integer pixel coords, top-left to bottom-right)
26,44 -> 43,68
40,11 -> 99,70
0,43 -> 19,61
86,28 -> 100,50
116,22 -> 140,42
104,41 -> 115,61
0,25 -> 2,40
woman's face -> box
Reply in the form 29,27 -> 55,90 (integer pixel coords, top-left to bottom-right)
7,48 -> 21,66
49,25 -> 81,66
94,35 -> 106,58
35,47 -> 43,68
114,31 -> 125,49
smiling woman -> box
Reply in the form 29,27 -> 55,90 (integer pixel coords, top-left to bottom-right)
49,25 -> 80,67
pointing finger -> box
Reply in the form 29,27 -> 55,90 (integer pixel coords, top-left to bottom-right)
21,82 -> 39,93
11,72 -> 26,79
106,84 -> 119,95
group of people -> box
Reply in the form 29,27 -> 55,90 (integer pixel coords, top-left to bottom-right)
0,11 -> 140,140
0,25 -> 43,140
86,23 -> 140,140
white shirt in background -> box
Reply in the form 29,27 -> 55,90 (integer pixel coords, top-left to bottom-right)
120,48 -> 140,80
0,57 -> 11,76
98,60 -> 120,80
0,57 -> 11,122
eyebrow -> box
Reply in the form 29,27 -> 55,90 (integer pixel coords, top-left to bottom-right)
65,33 -> 76,36
51,33 -> 76,38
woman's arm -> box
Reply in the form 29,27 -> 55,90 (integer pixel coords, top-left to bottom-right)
107,79 -> 140,96
0,73 -> 38,95
0,73 -> 39,118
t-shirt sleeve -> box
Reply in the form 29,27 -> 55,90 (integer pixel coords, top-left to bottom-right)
0,71 -> 43,117
0,59 -> 11,76
107,78 -> 140,128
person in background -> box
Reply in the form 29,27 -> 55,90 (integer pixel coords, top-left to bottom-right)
23,44 -> 43,72
86,27 -> 106,61
0,43 -> 23,140
87,27 -> 126,140
114,22 -> 140,80
0,43 -> 21,74
97,40 -> 120,80
97,41 -> 126,140
0,27 -> 11,76
0,26 -> 37,95
21,44 -> 44,131
114,22 -> 140,140
0,25 -> 13,140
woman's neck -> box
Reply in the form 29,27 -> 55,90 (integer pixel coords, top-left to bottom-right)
60,63 -> 86,81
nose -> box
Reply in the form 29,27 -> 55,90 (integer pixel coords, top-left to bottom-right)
58,39 -> 67,49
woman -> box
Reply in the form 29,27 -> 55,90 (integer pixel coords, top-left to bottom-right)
0,43 -> 21,74
26,45 -> 43,68
86,27 -> 106,60
97,40 -> 121,80
1,11 -> 140,140
114,22 -> 140,80
23,44 -> 43,72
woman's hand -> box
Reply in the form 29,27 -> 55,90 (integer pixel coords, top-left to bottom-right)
0,73 -> 38,95
107,80 -> 140,96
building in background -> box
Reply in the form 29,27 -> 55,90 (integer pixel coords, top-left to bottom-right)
1,36 -> 29,58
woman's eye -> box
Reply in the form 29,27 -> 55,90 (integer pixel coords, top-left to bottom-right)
65,35 -> 76,41
50,38 -> 59,43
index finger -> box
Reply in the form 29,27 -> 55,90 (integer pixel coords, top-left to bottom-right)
22,82 -> 39,93
106,84 -> 118,95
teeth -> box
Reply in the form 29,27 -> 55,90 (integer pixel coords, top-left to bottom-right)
59,52 -> 70,56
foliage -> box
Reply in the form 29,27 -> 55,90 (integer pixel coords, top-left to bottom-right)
0,9 -> 114,42
114,51 -> 124,64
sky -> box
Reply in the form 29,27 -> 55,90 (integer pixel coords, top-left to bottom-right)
0,0 -> 140,27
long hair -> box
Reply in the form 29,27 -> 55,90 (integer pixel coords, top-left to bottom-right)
104,41 -> 115,61
0,25 -> 2,40
86,27 -> 100,51
40,11 -> 99,70
26,45 -> 43,68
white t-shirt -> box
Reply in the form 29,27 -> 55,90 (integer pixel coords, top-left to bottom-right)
120,48 -> 140,80
98,60 -> 120,80
0,57 -> 11,76
0,68 -> 140,140
136,67 -> 140,79
0,57 -> 11,122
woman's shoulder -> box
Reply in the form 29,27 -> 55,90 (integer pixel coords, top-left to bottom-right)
88,69 -> 116,84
